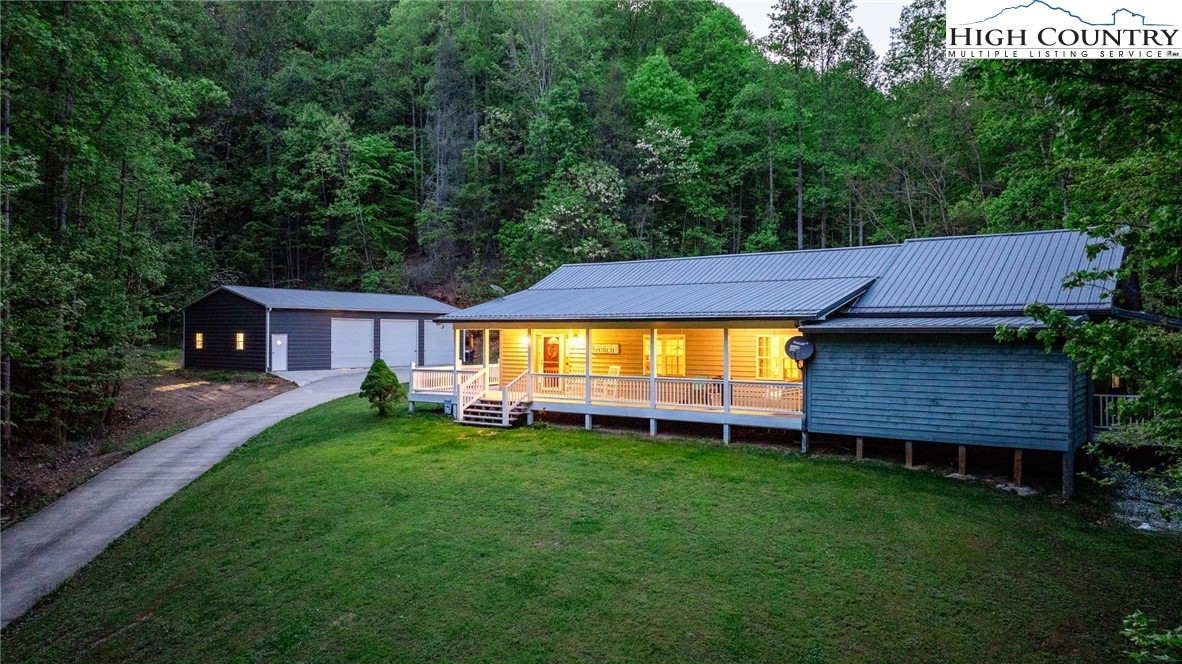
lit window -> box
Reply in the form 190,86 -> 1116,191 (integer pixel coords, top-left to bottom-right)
195,333 -> 204,350
235,332 -> 245,351
643,334 -> 686,377
756,334 -> 802,382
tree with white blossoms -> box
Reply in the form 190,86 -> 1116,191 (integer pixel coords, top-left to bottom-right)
498,161 -> 644,288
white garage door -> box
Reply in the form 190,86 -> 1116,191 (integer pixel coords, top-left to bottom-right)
380,319 -> 418,366
423,321 -> 454,365
330,318 -> 374,369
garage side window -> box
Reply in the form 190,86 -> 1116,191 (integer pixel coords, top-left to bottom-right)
236,332 -> 245,351
195,333 -> 204,350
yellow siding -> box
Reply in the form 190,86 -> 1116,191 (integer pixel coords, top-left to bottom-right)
499,328 -> 530,385
589,328 -> 646,376
460,324 -> 801,385
728,327 -> 801,380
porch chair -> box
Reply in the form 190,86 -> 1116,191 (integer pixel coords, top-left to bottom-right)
603,365 -> 621,399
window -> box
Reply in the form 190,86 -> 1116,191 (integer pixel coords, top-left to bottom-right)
643,334 -> 686,377
756,334 -> 802,382
195,333 -> 204,350
235,332 -> 245,351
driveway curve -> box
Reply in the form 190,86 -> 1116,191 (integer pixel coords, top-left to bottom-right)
0,370 -> 364,627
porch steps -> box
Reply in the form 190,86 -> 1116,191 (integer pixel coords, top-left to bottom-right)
458,398 -> 526,427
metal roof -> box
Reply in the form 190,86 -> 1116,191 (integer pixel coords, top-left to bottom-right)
800,315 -> 1079,334
531,244 -> 900,290
846,230 -> 1122,315
210,285 -> 458,314
441,277 -> 875,321
440,229 -> 1122,324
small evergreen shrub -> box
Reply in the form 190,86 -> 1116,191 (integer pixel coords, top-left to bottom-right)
359,359 -> 404,416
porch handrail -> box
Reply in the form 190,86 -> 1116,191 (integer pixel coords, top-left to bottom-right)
729,380 -> 803,414
654,376 -> 725,410
411,366 -> 462,393
501,371 -> 530,426
529,373 -> 586,400
1094,393 -> 1145,430
457,367 -> 488,419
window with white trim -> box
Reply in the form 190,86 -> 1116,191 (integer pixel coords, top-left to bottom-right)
195,333 -> 204,350
756,334 -> 802,381
642,334 -> 686,377
235,332 -> 245,351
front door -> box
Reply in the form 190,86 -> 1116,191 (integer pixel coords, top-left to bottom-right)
270,334 -> 288,372
534,334 -> 565,392
542,335 -> 563,374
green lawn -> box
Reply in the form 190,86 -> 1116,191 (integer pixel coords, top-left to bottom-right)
4,398 -> 1179,663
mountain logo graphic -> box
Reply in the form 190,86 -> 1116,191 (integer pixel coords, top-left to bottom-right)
962,1 -> 1173,27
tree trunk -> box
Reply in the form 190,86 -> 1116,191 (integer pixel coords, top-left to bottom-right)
795,80 -> 803,250
1,32 -> 11,447
53,1 -> 74,235
819,167 -> 827,249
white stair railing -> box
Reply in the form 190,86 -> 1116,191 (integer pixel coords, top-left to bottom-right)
501,371 -> 530,426
456,367 -> 488,421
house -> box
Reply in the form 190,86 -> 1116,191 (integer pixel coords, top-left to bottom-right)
183,285 -> 458,372
408,229 -> 1135,497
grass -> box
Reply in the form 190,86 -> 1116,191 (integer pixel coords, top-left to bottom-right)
122,346 -> 182,377
4,398 -> 1179,663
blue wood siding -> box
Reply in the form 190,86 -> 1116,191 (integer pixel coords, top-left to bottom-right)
803,334 -> 1081,451
183,290 -> 266,371
270,310 -> 425,371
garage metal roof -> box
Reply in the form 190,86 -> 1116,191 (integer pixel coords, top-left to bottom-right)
847,230 -> 1122,315
213,285 -> 458,314
799,315 -> 1081,334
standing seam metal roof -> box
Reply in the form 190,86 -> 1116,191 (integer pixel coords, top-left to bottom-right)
210,285 -> 458,314
439,230 -> 1122,324
531,244 -> 900,290
846,230 -> 1122,315
799,315 -> 1082,333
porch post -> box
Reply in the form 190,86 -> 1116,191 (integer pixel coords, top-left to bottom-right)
408,361 -> 416,413
722,328 -> 731,415
479,326 -> 489,373
1062,450 -> 1075,499
649,328 -> 658,411
453,327 -> 461,400
584,327 -> 592,405
525,328 -> 533,402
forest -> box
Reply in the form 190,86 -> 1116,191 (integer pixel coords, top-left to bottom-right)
1,0 -> 1179,465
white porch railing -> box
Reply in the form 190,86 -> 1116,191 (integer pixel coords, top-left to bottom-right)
590,375 -> 651,404
409,367 -> 804,417
411,365 -> 461,393
530,373 -> 586,400
1094,394 -> 1144,430
730,380 -> 803,414
654,377 -> 725,409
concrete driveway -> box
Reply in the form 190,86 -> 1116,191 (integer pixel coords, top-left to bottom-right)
0,369 -> 364,627
274,366 -> 409,387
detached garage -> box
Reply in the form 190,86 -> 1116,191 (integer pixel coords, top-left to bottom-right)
183,285 -> 458,372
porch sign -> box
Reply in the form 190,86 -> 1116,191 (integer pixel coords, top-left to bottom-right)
592,343 -> 620,355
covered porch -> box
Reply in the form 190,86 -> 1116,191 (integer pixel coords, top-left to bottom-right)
409,323 -> 806,432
